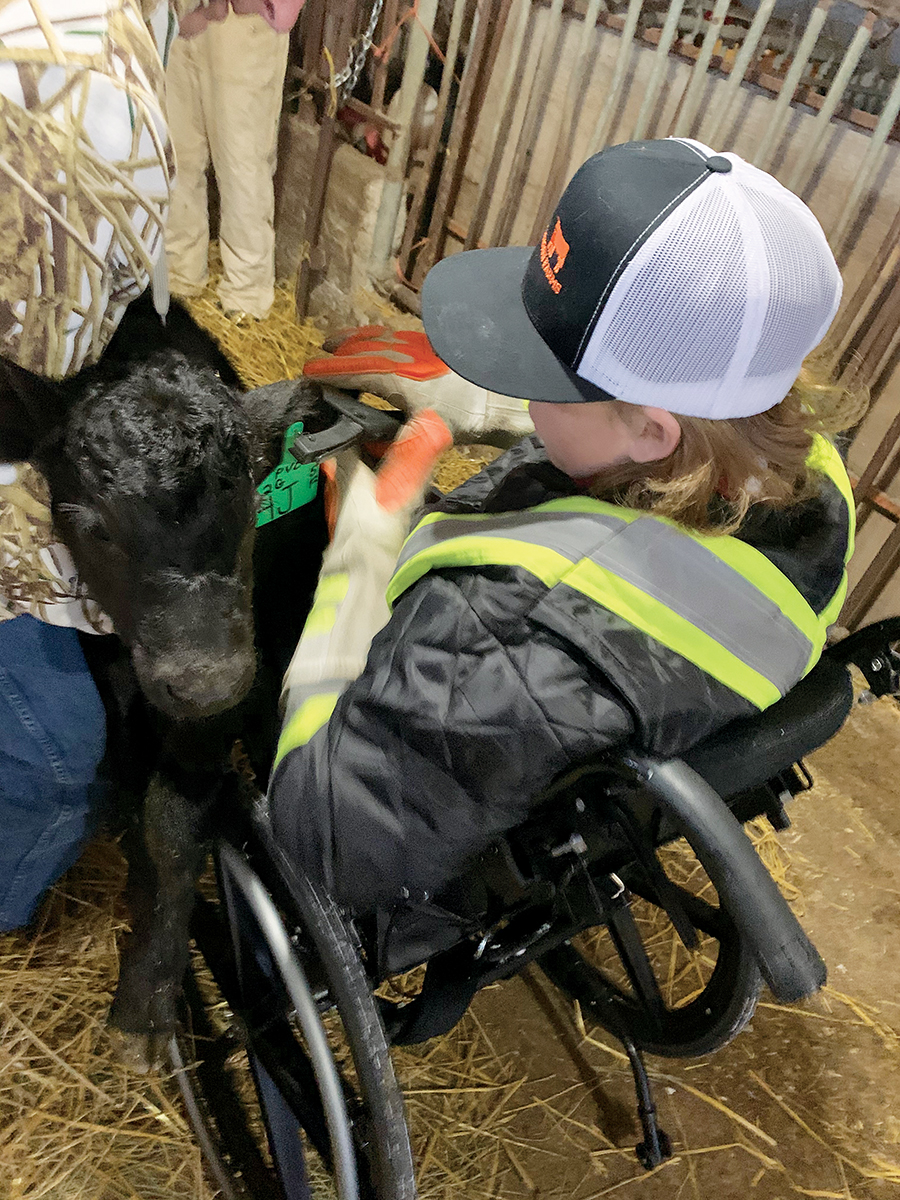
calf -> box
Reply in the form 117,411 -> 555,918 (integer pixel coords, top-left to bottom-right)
4,294 -> 335,1067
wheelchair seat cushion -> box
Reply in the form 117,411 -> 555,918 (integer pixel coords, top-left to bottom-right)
682,654 -> 853,798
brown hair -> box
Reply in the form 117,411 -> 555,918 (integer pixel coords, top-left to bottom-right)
585,359 -> 867,535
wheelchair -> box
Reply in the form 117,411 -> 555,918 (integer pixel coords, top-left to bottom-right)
169,610 -> 900,1200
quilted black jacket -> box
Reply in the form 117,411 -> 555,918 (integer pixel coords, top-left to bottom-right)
270,435 -> 852,914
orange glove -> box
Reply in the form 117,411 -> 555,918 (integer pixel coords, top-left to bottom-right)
280,410 -> 452,725
304,326 -> 534,441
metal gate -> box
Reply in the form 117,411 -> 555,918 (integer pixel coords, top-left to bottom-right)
290,0 -> 900,623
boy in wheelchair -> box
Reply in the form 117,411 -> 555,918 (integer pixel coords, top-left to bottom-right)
183,139 -> 900,1194
270,137 -> 859,930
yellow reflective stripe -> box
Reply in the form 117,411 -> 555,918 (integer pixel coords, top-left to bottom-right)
804,435 -> 854,633
387,537 -> 572,608
819,570 -> 849,631
564,558 -> 781,709
317,573 -> 351,603
275,691 -> 339,767
809,434 -> 855,559
303,572 -> 349,637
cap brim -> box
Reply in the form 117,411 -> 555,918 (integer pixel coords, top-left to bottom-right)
421,247 -> 614,404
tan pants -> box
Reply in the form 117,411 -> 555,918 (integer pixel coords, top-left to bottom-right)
164,12 -> 289,318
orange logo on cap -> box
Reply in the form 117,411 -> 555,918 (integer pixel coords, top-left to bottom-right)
540,217 -> 570,294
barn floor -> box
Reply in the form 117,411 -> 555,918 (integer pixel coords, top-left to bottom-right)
2,277 -> 900,1198
1,689 -> 899,1200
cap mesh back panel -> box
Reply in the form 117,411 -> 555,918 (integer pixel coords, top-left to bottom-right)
598,187 -> 747,385
743,184 -> 839,378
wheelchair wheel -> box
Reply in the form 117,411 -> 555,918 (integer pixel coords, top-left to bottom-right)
172,839 -> 416,1200
539,854 -> 763,1060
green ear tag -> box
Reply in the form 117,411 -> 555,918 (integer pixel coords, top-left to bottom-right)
256,421 -> 319,527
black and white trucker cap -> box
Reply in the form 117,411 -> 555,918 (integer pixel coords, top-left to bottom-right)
421,138 -> 842,420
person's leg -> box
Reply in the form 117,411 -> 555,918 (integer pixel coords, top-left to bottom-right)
0,616 -> 107,930
164,34 -> 213,298
203,12 -> 290,319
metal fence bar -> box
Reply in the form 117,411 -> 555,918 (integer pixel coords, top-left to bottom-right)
492,0 -> 566,247
829,206 -> 900,358
294,0 -> 365,319
370,0 -> 399,113
831,64 -> 900,251
587,0 -> 644,156
702,0 -> 779,148
464,0 -> 534,250
530,0 -> 606,243
412,0 -> 513,285
396,0 -> 470,274
783,11 -> 874,195
370,0 -> 439,280
751,0 -> 831,170
668,0 -> 732,138
630,0 -> 688,141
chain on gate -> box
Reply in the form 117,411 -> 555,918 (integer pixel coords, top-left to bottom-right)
333,0 -> 386,103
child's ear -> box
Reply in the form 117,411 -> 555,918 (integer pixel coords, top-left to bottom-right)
628,406 -> 681,463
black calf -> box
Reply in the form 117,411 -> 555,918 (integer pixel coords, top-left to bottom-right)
3,292 -> 332,1066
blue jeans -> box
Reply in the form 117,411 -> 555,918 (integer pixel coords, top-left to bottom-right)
0,615 -> 107,930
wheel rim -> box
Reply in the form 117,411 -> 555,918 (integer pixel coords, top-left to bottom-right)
540,857 -> 761,1058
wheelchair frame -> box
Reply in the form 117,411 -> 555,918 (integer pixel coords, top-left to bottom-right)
171,617 -> 900,1200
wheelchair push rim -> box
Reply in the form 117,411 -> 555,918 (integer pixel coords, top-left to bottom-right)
172,833 -> 416,1200
539,862 -> 763,1060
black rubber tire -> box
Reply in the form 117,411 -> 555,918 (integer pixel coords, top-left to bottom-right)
172,837 -> 416,1200
538,883 -> 763,1059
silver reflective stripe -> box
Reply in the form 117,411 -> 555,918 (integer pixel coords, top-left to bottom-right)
395,508 -> 631,572
395,505 -> 815,696
582,518 -> 814,695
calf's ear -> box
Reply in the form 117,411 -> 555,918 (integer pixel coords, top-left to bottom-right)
0,360 -> 68,465
240,378 -> 327,486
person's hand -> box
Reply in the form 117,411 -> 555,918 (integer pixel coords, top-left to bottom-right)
303,326 -> 534,441
280,410 -> 452,717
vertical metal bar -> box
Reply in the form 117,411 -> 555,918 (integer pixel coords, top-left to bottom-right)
837,250 -> 900,380
587,0 -> 644,156
702,0 -> 779,149
859,299 -> 900,393
301,0 -> 327,76
397,0 -> 469,272
464,0 -> 534,251
492,0 -> 566,248
630,0 -> 689,142
370,0 -> 399,113
751,0 -> 831,170
852,395 -> 900,502
294,0 -> 364,319
412,0 -> 514,284
829,206 -> 900,356
783,11 -> 874,195
530,0 -> 606,243
841,517 -> 900,630
668,0 -> 732,138
369,0 -> 440,280
831,67 -> 900,251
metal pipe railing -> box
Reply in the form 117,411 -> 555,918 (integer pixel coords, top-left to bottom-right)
751,0 -> 832,171
783,10 -> 875,195
668,0 -> 732,138
702,0 -> 779,149
630,0 -> 688,141
587,0 -> 645,156
464,0 -> 534,250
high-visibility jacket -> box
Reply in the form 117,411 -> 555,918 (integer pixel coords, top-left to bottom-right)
270,433 -> 854,915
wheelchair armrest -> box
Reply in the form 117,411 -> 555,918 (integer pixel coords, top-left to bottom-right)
613,753 -> 827,1003
824,616 -> 900,698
